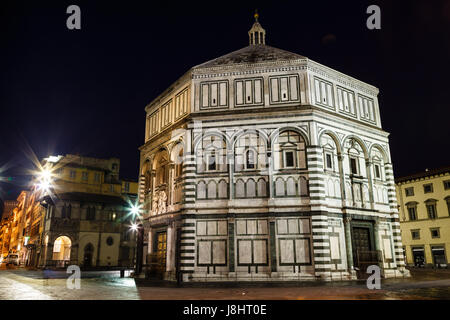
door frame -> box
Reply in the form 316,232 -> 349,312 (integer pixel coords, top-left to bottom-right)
153,229 -> 168,274
350,220 -> 377,270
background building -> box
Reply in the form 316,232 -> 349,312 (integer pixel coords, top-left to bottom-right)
37,154 -> 138,268
137,16 -> 409,282
0,200 -> 18,258
0,154 -> 139,269
396,166 -> 450,268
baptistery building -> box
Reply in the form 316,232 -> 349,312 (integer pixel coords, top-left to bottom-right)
137,14 -> 409,282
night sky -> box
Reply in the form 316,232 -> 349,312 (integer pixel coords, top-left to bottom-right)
1,0 -> 450,207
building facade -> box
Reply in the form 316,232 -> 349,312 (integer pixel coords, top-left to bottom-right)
396,166 -> 450,268
137,16 -> 409,282
0,200 -> 18,258
37,154 -> 138,268
0,154 -> 139,269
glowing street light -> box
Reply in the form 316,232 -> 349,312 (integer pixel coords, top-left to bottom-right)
130,204 -> 140,216
130,223 -> 138,231
35,167 -> 53,193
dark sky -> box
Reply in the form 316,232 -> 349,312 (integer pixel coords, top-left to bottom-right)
1,0 -> 450,205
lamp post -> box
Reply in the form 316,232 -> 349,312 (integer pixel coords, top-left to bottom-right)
128,203 -> 143,276
34,164 -> 54,269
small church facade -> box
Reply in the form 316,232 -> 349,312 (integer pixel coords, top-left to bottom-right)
137,14 -> 410,282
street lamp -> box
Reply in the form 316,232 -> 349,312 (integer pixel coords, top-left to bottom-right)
35,167 -> 53,193
128,202 -> 143,276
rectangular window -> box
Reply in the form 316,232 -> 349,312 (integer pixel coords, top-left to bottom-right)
207,153 -> 217,171
124,182 -> 130,192
405,187 -> 414,197
284,151 -> 295,168
350,157 -> 358,175
411,230 -> 420,240
325,153 -> 333,170
235,78 -> 263,106
408,206 -> 417,221
70,170 -> 76,179
430,228 -> 440,239
314,77 -> 333,108
443,180 -> 450,190
94,173 -> 101,183
427,204 -> 437,219
82,172 -> 88,181
374,164 -> 381,179
246,150 -> 255,170
201,81 -> 228,108
357,95 -> 376,123
423,183 -> 433,193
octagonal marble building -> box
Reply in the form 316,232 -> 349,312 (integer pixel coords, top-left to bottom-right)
137,15 -> 410,282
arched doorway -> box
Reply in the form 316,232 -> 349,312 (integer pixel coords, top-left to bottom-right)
52,236 -> 71,267
83,243 -> 94,267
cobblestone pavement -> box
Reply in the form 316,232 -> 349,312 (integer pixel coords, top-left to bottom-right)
0,265 -> 449,300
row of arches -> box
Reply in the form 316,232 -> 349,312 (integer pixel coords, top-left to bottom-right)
140,127 -> 393,211
142,128 -> 389,180
50,236 -> 109,267
196,176 -> 309,199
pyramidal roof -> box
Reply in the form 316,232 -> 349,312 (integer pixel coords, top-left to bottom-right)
193,12 -> 306,70
194,44 -> 306,69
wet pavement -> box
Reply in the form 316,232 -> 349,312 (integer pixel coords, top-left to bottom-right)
0,264 -> 450,300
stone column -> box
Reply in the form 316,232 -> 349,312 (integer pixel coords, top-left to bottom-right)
168,162 -> 175,206
267,151 -> 274,199
228,150 -> 234,200
166,224 -> 174,272
343,216 -> 354,271
337,154 -> 346,204
373,220 -> 381,253
365,160 -> 375,210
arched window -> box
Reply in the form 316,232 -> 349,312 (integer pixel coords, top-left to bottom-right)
234,132 -> 266,172
274,130 -> 306,170
197,135 -> 227,173
320,133 -> 338,172
370,147 -> 386,181
345,138 -> 366,177
245,149 -> 256,169
53,236 -> 71,263
83,243 -> 94,267
207,150 -> 217,171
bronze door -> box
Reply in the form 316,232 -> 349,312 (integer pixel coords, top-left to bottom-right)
352,227 -> 377,273
156,232 -> 167,273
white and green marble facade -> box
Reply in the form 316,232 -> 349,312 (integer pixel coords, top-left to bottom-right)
137,20 -> 409,282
